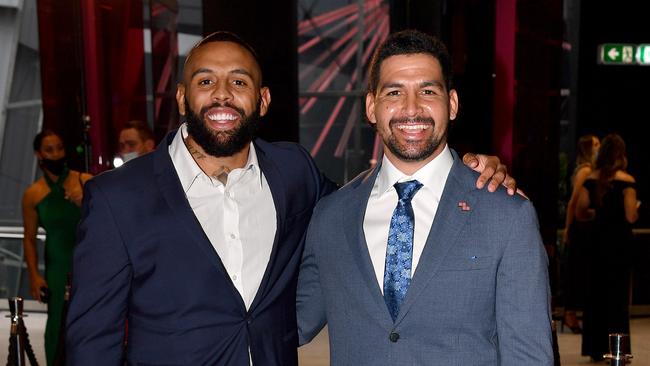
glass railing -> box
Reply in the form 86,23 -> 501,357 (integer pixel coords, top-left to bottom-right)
0,226 -> 46,311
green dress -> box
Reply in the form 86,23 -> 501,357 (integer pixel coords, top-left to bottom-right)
35,168 -> 81,365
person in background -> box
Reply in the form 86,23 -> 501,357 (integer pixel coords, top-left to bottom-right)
21,130 -> 92,365
577,133 -> 639,362
117,119 -> 155,164
562,134 -> 600,333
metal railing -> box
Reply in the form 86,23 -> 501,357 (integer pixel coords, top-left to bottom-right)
0,226 -> 45,303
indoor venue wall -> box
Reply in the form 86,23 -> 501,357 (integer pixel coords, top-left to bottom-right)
576,0 -> 650,305
37,0 -> 148,174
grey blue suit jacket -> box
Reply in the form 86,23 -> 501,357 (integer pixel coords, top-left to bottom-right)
297,150 -> 553,365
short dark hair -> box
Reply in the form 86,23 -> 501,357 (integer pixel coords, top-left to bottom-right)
367,29 -> 452,94
186,31 -> 262,81
33,130 -> 60,151
122,120 -> 154,142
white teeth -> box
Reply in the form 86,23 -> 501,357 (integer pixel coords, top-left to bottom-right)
397,125 -> 429,130
207,113 -> 238,121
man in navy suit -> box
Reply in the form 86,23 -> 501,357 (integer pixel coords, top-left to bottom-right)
66,31 -> 517,365
298,30 -> 553,365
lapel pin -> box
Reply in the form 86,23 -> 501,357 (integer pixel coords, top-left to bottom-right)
457,201 -> 471,211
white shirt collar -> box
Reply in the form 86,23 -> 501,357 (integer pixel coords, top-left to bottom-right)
376,144 -> 454,197
168,123 -> 261,193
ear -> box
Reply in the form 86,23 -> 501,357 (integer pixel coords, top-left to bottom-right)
176,84 -> 186,116
365,92 -> 377,126
449,89 -> 459,121
259,87 -> 271,117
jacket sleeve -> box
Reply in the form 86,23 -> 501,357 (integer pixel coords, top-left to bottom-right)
66,179 -> 131,365
496,199 -> 554,366
296,203 -> 328,346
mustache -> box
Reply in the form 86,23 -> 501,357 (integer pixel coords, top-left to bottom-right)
199,101 -> 246,119
389,116 -> 434,126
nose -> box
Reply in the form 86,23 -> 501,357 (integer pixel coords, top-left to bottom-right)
52,148 -> 65,160
211,79 -> 233,102
403,92 -> 421,117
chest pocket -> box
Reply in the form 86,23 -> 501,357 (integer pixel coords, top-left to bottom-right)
439,254 -> 494,271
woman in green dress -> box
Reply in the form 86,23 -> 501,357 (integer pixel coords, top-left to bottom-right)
22,130 -> 92,365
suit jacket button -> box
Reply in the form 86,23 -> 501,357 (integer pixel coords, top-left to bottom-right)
389,332 -> 400,342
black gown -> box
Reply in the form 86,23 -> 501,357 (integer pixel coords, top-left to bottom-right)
564,164 -> 594,312
581,178 -> 635,359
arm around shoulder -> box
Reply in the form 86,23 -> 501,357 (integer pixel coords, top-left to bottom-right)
296,204 -> 328,346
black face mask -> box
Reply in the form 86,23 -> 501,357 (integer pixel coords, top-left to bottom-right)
41,157 -> 67,175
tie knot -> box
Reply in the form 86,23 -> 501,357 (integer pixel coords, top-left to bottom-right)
394,180 -> 422,203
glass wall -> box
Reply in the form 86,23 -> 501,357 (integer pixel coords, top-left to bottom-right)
0,0 -> 44,301
297,0 -> 389,184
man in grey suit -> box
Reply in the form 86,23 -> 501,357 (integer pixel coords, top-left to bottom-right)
297,30 -> 553,365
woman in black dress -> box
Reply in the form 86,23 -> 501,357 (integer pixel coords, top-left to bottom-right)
576,134 -> 639,362
563,134 -> 600,332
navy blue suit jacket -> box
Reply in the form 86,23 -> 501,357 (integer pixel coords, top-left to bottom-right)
66,130 -> 335,365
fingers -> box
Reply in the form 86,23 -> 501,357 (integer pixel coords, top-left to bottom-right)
462,153 -> 479,169
476,165 -> 495,190
487,175 -> 503,192
501,172 -> 517,195
31,286 -> 44,302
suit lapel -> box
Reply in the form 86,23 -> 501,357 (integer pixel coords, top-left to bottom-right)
395,151 -> 477,323
153,131 -> 224,270
343,164 -> 394,326
153,131 -> 245,308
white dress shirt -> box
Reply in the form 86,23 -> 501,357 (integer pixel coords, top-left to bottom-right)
169,124 -> 276,310
363,145 -> 453,293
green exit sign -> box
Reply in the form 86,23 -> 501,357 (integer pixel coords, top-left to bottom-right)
636,44 -> 650,65
598,44 -> 636,64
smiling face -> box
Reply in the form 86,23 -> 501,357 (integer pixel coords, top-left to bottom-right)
176,40 -> 270,157
366,53 -> 458,173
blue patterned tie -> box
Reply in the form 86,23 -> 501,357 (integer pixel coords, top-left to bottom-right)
384,180 -> 423,321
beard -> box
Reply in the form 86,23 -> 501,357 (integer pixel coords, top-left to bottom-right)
383,116 -> 446,162
185,99 -> 261,157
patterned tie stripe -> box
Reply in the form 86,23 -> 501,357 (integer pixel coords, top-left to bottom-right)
383,180 -> 422,321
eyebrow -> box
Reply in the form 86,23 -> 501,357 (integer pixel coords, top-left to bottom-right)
230,68 -> 254,79
190,68 -> 213,79
190,67 -> 254,80
380,82 -> 403,89
379,80 -> 445,91
420,81 -> 444,89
